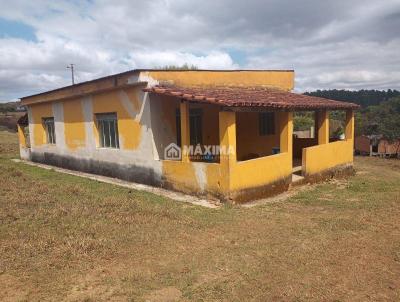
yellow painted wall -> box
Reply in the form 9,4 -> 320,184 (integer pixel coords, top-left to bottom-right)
63,98 -> 86,150
230,153 -> 292,191
30,102 -> 53,146
302,140 -> 353,175
161,161 -> 221,195
162,161 -> 198,191
17,125 -> 27,147
204,163 -> 223,194
171,110 -> 293,198
161,100 -> 222,195
345,109 -> 355,142
317,110 -> 329,144
229,111 -> 293,191
147,70 -> 294,90
92,87 -> 142,150
236,112 -> 279,160
219,111 -> 236,194
303,110 -> 354,175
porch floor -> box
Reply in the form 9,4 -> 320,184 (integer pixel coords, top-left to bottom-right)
292,157 -> 304,184
292,158 -> 302,173
292,173 -> 305,184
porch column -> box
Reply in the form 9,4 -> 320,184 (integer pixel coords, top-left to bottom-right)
180,100 -> 190,162
345,109 -> 354,141
317,110 -> 329,144
277,111 -> 293,156
219,111 -> 236,193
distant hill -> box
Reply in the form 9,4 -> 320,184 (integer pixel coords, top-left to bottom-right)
0,101 -> 25,132
304,89 -> 400,108
0,101 -> 24,113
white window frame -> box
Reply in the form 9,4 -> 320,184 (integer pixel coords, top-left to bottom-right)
43,117 -> 56,144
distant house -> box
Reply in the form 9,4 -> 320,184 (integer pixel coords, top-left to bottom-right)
17,69 -> 358,202
355,135 -> 400,157
377,138 -> 400,157
293,127 -> 314,138
354,135 -> 371,155
16,105 -> 27,112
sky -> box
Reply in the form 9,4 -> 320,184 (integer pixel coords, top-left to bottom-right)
0,0 -> 400,101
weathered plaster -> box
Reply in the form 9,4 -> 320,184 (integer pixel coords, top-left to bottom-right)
193,162 -> 207,192
53,102 -> 66,151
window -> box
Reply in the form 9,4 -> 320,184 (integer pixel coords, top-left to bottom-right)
189,109 -> 202,145
96,113 -> 119,148
43,117 -> 56,144
259,112 -> 275,136
175,108 -> 203,146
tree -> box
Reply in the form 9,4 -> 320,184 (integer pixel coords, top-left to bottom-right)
156,63 -> 198,70
293,112 -> 314,131
358,97 -> 400,141
304,89 -> 400,108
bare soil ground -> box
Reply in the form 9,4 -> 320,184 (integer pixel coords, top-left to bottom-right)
0,112 -> 24,132
0,130 -> 399,301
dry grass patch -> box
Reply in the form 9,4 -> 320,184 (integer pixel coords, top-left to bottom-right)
1,131 -> 400,301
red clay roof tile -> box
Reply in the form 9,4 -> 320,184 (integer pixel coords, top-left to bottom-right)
143,85 -> 359,110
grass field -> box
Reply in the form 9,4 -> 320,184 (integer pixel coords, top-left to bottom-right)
1,130 -> 400,301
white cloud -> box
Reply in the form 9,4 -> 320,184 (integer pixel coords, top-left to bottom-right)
0,0 -> 399,100
246,38 -> 400,91
128,51 -> 238,69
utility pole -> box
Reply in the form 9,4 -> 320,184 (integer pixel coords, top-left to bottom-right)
66,63 -> 75,85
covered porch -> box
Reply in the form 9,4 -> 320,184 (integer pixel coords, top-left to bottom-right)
145,85 -> 358,202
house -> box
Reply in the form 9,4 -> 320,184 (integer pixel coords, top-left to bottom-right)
378,138 -> 400,157
17,69 -> 359,202
355,135 -> 372,155
355,135 -> 400,157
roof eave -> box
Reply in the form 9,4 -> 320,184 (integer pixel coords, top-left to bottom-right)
143,86 -> 360,111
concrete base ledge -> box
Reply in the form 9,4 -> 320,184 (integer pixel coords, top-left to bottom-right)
303,164 -> 355,183
228,175 -> 292,204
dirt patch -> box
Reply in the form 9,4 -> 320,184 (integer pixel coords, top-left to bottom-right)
65,267 -> 124,301
243,182 -> 315,207
0,274 -> 30,302
143,287 -> 182,302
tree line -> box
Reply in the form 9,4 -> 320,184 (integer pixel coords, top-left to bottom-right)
304,89 -> 400,108
303,89 -> 400,141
